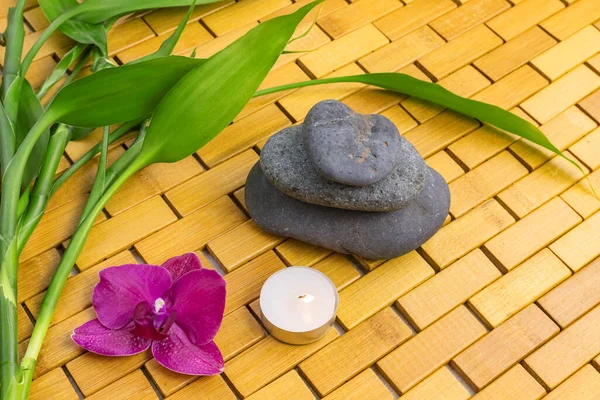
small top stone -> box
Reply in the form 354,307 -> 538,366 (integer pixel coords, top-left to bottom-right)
304,100 -> 402,187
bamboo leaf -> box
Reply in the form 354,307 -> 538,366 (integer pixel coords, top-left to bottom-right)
129,1 -> 196,65
38,0 -> 107,55
48,57 -> 204,128
254,73 -> 564,161
136,1 -> 324,166
74,0 -> 223,24
16,80 -> 50,189
0,101 -> 16,173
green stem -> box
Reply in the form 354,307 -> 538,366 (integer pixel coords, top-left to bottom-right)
17,126 -> 72,255
0,239 -> 19,400
79,126 -> 108,221
19,157 -> 142,400
20,7 -> 81,77
2,0 -> 27,102
0,113 -> 55,398
50,120 -> 141,197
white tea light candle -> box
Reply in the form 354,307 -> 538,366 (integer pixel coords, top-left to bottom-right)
260,267 -> 338,345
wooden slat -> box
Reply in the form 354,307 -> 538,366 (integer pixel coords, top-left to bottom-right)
421,199 -> 515,269
336,251 -> 434,330
86,370 -> 157,400
223,251 -> 285,315
300,308 -> 412,396
298,23 -> 389,78
224,329 -> 339,397
449,151 -> 528,217
165,150 -> 257,216
524,305 -> 600,389
322,368 -> 394,400
452,304 -> 559,390
483,197 -> 581,271
539,0 -> 600,41
208,220 -> 284,272
538,257 -> 600,328
374,0 -> 456,41
561,169 -> 600,219
72,196 -> 178,269
246,370 -> 314,400
497,153 -> 586,218
17,249 -> 60,303
531,26 -> 600,81
429,0 -> 510,41
474,27 -> 557,82
201,0 -> 291,36
165,375 -> 235,400
543,365 -> 600,400
486,0 -> 564,40
425,151 -> 465,183
359,26 -> 445,73
469,248 -> 571,327
398,249 -> 501,330
550,209 -> 600,272
317,0 -> 402,39
570,127 -> 600,171
30,368 -> 79,400
143,2 -> 233,35
470,364 -> 546,400
398,366 -> 471,400
520,65 -> 600,124
377,306 -> 487,394
509,106 -> 597,170
312,253 -> 361,290
417,24 -> 503,80
403,110 -> 480,158
275,239 -> 333,267
197,104 -> 290,167
135,196 -> 247,265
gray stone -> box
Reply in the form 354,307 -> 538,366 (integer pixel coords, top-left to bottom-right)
304,100 -> 402,186
246,162 -> 450,260
260,125 -> 427,212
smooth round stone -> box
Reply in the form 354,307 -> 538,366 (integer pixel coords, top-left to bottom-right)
304,100 -> 402,186
246,162 -> 450,260
260,125 -> 427,212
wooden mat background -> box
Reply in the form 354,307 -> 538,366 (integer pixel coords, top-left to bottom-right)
5,0 -> 600,398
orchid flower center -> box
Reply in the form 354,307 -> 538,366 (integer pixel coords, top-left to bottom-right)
154,297 -> 166,314
132,299 -> 176,341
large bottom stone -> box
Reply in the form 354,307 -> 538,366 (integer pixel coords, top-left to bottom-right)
246,163 -> 450,260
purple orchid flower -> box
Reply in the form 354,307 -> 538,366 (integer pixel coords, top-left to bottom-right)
72,253 -> 226,375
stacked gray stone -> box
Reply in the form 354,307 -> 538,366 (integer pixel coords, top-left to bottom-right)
245,100 -> 450,260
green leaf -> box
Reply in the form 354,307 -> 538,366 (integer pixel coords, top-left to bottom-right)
16,80 -> 50,189
254,73 -> 564,161
38,0 -> 107,55
0,100 -> 16,173
74,0 -> 223,24
37,44 -> 88,99
48,57 -> 205,128
129,1 -> 196,65
137,1 -> 324,166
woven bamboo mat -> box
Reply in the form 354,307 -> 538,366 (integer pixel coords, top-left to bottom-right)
8,0 -> 600,398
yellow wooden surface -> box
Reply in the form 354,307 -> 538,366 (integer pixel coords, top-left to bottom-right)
9,0 -> 599,398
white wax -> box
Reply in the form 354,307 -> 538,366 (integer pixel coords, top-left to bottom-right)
260,267 -> 338,332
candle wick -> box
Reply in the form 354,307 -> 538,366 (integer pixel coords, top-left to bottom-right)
299,294 -> 307,299
298,294 -> 314,303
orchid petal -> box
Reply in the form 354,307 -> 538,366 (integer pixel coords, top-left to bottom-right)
168,269 -> 226,345
161,253 -> 203,282
152,323 -> 224,375
72,319 -> 151,356
93,264 -> 172,330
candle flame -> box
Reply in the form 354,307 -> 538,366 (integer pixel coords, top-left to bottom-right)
298,294 -> 314,303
